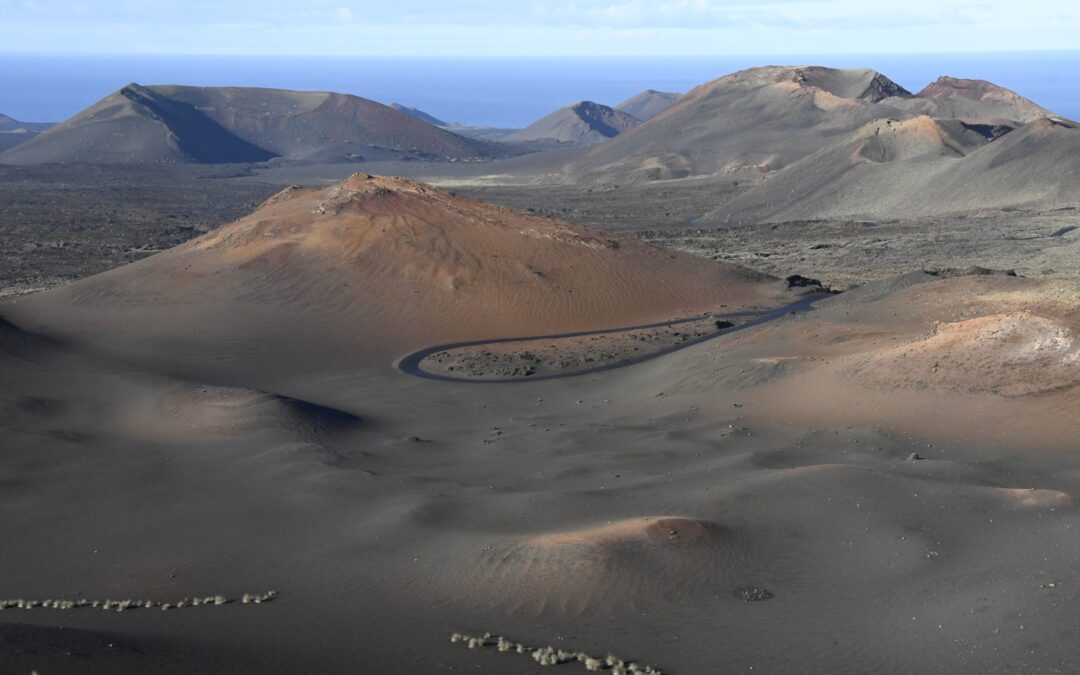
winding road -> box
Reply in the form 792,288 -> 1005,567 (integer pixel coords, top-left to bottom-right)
396,292 -> 832,384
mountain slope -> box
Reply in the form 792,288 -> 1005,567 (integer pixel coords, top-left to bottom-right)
0,113 -> 53,133
883,76 -> 1057,124
1,173 -> 784,376
700,116 -> 1080,223
389,103 -> 448,127
564,66 -> 915,183
0,134 -> 31,153
0,85 -> 505,165
507,101 -> 641,145
156,86 -> 498,159
0,112 -> 22,132
0,84 -> 275,164
615,90 -> 681,121
0,114 -> 54,153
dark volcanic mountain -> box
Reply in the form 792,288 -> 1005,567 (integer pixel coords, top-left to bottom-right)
0,113 -> 53,133
507,101 -> 641,145
882,76 -> 1057,124
0,113 -> 54,153
701,116 -> 1080,223
389,103 -> 448,127
564,66 -> 915,183
0,85 -> 506,165
615,90 -> 681,121
542,65 -> 1076,218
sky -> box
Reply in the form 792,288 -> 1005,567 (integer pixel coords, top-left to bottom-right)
0,0 -> 1078,56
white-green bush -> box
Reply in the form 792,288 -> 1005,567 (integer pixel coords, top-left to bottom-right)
0,591 -> 272,613
450,631 -> 662,674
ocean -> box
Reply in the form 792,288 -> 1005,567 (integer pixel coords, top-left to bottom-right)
2,52 -> 1079,127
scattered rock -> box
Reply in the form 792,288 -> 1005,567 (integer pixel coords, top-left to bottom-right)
925,266 -> 1018,278
733,587 -> 773,602
785,274 -> 825,290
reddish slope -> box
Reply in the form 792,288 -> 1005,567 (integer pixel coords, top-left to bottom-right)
2,173 -> 784,378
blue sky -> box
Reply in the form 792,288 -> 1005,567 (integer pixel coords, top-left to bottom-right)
1,0 -> 1078,56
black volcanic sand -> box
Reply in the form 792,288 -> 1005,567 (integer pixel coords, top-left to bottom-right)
0,164 -> 279,296
3,63 -> 1080,674
3,272 -> 1080,673
420,315 -> 729,380
4,161 -> 1078,302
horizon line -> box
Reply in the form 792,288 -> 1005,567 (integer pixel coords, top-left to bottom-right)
3,48 -> 1080,59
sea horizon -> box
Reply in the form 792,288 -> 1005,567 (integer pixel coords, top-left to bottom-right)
3,50 -> 1080,127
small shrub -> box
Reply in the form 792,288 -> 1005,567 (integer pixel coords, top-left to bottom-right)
451,630 -> 662,674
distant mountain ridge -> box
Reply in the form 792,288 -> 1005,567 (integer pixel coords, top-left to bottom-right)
0,112 -> 54,133
563,67 -> 916,182
0,113 -> 55,153
508,101 -> 640,145
0,84 -> 510,165
560,66 -> 1070,190
615,90 -> 681,121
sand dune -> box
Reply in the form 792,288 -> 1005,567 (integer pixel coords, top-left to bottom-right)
0,85 -> 505,165
467,516 -> 741,610
843,310 -> 1080,396
508,101 -> 641,145
5,173 -> 1080,672
149,385 -> 361,440
640,271 -> 1080,447
523,516 -> 717,548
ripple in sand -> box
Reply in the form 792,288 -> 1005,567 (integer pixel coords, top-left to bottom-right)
155,385 -> 360,440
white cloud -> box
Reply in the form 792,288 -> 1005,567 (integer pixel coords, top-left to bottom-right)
0,0 -> 1077,54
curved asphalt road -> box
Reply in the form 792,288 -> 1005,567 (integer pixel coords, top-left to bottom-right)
396,292 -> 832,384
